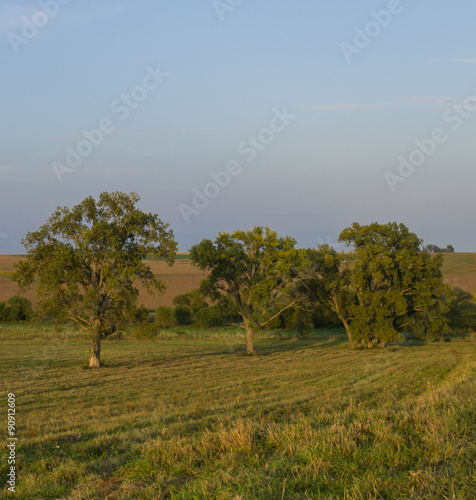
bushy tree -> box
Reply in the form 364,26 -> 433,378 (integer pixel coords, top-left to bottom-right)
337,222 -> 453,347
174,305 -> 193,325
173,290 -> 209,314
173,290 -> 239,327
301,223 -> 453,348
13,192 -> 177,367
190,226 -> 306,353
155,306 -> 175,328
0,296 -> 34,323
446,287 -> 476,332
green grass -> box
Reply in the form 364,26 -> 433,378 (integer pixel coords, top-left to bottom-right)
1,328 -> 475,499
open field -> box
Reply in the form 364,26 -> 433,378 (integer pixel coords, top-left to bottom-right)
2,253 -> 476,309
0,255 -> 209,309
1,327 -> 475,499
440,253 -> 476,295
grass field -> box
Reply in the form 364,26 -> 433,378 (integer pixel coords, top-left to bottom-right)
1,326 -> 475,499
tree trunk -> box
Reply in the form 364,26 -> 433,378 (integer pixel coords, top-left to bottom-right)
244,319 -> 255,355
341,317 -> 356,349
89,326 -> 101,368
330,296 -> 356,349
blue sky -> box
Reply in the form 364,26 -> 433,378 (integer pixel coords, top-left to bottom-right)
1,0 -> 476,253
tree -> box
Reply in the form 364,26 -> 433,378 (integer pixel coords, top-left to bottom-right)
334,222 -> 453,347
298,245 -> 358,346
0,296 -> 33,323
425,244 -> 455,253
190,226 -> 305,354
446,287 -> 476,332
13,192 -> 177,367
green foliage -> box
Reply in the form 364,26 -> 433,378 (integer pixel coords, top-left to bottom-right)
12,191 -> 177,367
300,223 -> 454,348
293,308 -> 313,337
173,289 -> 240,328
190,226 -> 307,352
173,305 -> 193,325
192,304 -> 233,328
337,222 -> 453,346
132,323 -> 160,339
0,295 -> 33,322
281,307 -> 314,337
425,243 -> 455,253
447,287 -> 476,332
155,306 -> 175,328
173,289 -> 208,313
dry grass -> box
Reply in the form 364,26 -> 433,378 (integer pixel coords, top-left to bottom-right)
440,252 -> 476,294
1,328 -> 475,499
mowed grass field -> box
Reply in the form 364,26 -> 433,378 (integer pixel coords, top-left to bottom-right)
0,327 -> 475,499
2,252 -> 476,308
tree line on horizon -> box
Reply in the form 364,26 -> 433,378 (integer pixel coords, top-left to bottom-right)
7,191 -> 476,367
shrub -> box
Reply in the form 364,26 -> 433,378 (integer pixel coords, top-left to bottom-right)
155,306 -> 175,328
0,302 -> 8,322
0,296 -> 34,322
294,309 -> 313,338
194,306 -> 225,328
311,306 -> 341,328
193,304 -> 239,328
133,323 -> 159,339
447,287 -> 476,332
173,290 -> 208,313
174,305 -> 193,325
135,305 -> 151,323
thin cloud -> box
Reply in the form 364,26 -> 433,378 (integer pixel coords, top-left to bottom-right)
307,96 -> 476,113
450,58 -> 476,64
429,58 -> 476,64
56,127 -> 243,140
307,103 -> 389,111
406,96 -> 455,104
265,213 -> 324,218
405,96 -> 476,107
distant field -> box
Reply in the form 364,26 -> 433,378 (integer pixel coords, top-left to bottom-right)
0,327 -> 474,498
1,252 -> 476,309
440,252 -> 476,294
0,254 -> 208,309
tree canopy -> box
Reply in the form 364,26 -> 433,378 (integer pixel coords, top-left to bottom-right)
299,223 -> 454,348
13,191 -> 177,367
190,226 -> 306,353
337,222 -> 453,347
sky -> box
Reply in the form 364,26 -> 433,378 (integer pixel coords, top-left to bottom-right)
1,0 -> 476,253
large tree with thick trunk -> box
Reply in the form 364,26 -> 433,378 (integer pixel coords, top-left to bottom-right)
13,191 -> 177,367
190,226 -> 305,354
